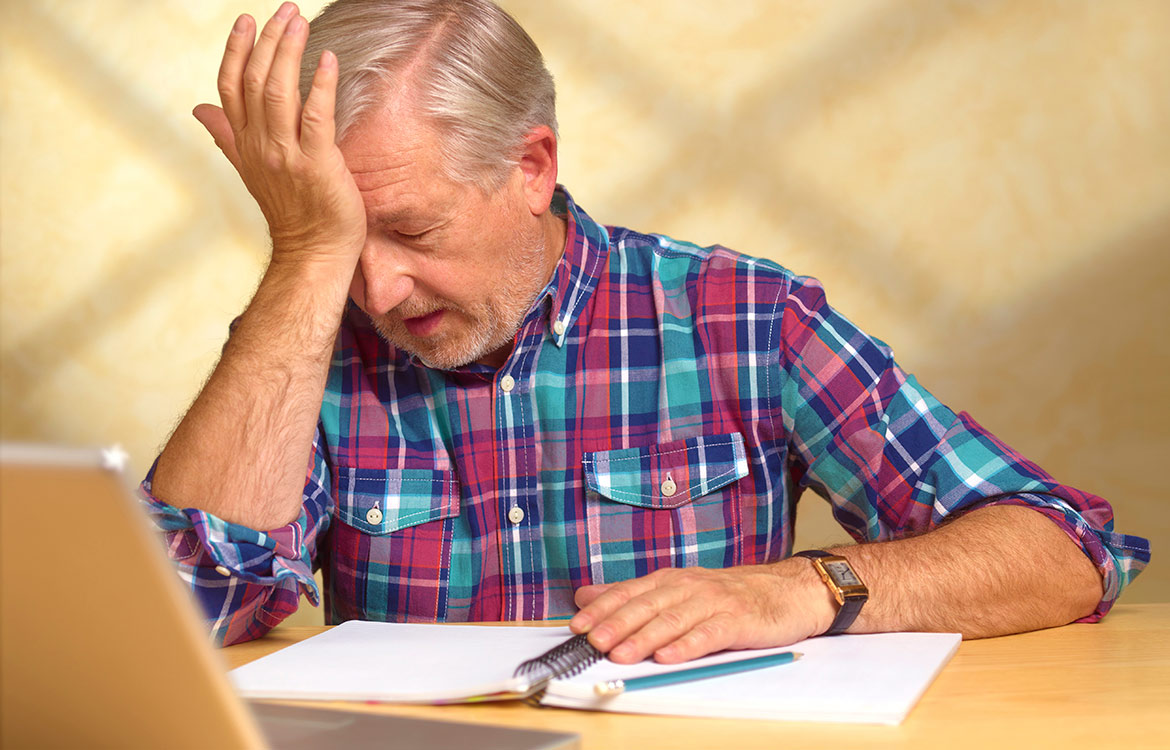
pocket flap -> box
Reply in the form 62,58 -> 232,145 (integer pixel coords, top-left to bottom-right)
583,433 -> 749,509
335,467 -> 460,535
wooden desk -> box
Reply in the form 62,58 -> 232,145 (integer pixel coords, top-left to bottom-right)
224,603 -> 1169,750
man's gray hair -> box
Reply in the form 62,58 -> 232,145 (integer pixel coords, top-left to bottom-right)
300,0 -> 557,189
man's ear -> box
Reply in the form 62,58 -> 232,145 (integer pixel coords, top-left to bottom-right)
516,125 -> 558,215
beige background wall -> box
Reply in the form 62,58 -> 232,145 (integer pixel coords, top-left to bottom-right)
2,0 -> 1166,624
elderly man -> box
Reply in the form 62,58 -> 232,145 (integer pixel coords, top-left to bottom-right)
145,0 -> 1148,664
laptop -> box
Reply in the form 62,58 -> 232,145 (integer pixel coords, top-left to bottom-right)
0,444 -> 579,749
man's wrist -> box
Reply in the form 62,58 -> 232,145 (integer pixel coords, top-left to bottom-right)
793,550 -> 869,636
265,248 -> 356,292
777,556 -> 839,638
260,252 -> 354,312
269,223 -> 364,270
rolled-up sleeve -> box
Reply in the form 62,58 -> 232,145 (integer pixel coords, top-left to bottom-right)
139,428 -> 333,646
778,274 -> 1151,620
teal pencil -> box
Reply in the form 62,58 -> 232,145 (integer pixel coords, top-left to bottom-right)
593,651 -> 801,696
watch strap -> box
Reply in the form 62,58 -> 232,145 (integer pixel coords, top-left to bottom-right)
793,550 -> 867,636
825,591 -> 865,636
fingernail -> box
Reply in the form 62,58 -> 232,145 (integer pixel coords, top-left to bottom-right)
276,2 -> 296,19
611,642 -> 634,660
285,16 -> 304,34
570,613 -> 591,632
591,625 -> 613,649
231,15 -> 248,34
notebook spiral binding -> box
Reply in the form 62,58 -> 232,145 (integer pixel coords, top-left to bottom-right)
513,633 -> 603,703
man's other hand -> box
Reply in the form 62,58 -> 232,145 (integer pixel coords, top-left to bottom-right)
569,563 -> 834,664
193,3 -> 366,268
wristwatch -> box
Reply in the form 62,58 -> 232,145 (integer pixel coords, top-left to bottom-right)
793,550 -> 868,636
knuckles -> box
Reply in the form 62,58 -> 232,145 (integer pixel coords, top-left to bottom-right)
263,82 -> 289,109
690,618 -> 727,644
647,567 -> 688,584
300,105 -> 326,129
262,150 -> 288,174
623,595 -> 660,621
654,606 -> 689,633
242,68 -> 269,95
217,77 -> 240,100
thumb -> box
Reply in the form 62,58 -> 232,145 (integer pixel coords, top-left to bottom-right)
192,103 -> 242,171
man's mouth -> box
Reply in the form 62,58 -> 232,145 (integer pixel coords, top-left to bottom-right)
403,309 -> 445,337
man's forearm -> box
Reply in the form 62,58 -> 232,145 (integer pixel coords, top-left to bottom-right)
833,504 -> 1104,638
151,259 -> 351,530
156,6 -> 369,530
572,504 -> 1105,663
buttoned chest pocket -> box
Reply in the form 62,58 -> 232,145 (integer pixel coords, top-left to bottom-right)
327,467 -> 460,623
581,433 -> 750,584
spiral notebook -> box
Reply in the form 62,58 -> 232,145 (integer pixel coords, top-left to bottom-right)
229,621 -> 961,724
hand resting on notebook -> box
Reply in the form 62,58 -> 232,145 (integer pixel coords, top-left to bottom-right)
570,504 -> 1103,664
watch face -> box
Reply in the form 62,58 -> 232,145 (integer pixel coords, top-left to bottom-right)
823,560 -> 862,587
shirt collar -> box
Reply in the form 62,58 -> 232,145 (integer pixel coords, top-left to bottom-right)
539,186 -> 610,349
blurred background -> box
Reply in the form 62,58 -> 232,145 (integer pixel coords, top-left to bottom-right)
2,0 -> 1166,623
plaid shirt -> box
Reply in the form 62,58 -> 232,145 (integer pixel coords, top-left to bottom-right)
143,188 -> 1150,646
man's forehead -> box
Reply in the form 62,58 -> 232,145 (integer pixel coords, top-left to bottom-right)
340,102 -> 454,210
341,114 -> 437,165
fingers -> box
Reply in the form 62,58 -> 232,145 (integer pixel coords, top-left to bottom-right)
571,582 -> 612,610
584,583 -> 706,663
644,612 -> 741,664
213,3 -> 336,154
242,2 -> 300,139
193,104 -> 242,171
264,13 -> 310,143
571,574 -> 695,661
300,50 -> 338,156
217,14 -> 256,131
570,579 -> 653,635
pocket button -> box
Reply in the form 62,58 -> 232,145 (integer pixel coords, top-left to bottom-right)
660,477 -> 677,497
366,506 -> 384,525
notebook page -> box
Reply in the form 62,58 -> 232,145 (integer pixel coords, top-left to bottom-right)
542,631 -> 961,725
230,621 -> 577,703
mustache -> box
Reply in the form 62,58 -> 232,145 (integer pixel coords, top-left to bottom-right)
385,299 -> 459,320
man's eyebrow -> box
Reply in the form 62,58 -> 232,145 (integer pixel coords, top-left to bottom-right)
372,207 -> 430,225
372,210 -> 452,235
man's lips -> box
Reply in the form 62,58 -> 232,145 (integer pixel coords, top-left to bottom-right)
403,309 -> 445,337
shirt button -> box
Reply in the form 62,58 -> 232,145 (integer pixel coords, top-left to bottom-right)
508,506 -> 525,525
215,565 -> 231,577
552,319 -> 566,336
500,375 -> 516,392
366,507 -> 384,525
660,477 -> 678,497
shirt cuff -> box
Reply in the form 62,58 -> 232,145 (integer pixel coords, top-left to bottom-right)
981,492 -> 1123,623
138,473 -> 320,607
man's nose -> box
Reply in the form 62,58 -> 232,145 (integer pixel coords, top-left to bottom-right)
354,244 -> 415,316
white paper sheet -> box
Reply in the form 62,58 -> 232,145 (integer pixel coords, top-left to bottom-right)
230,621 -> 573,702
544,631 -> 962,724
229,621 -> 960,724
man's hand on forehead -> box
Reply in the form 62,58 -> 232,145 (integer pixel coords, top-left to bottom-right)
192,2 -> 366,269
152,5 -> 373,537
